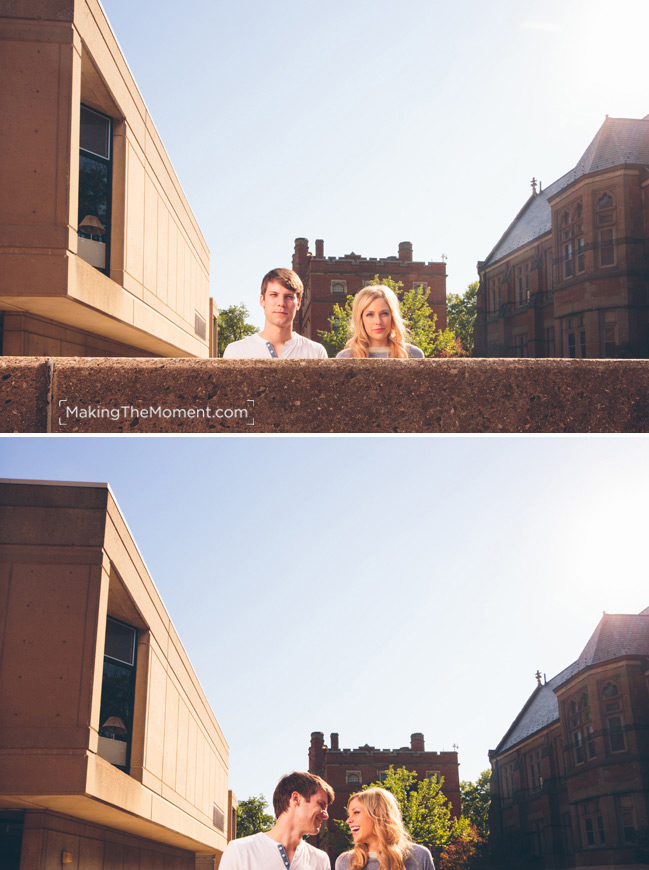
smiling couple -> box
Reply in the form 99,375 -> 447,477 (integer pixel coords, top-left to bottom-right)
222,269 -> 424,361
219,771 -> 435,870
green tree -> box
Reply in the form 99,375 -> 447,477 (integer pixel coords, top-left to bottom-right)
217,303 -> 258,357
319,818 -> 353,856
317,295 -> 355,357
459,770 -> 490,839
446,282 -> 478,355
318,275 -> 465,358
367,767 -> 458,853
236,795 -> 274,838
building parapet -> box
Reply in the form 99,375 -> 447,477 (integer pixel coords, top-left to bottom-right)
2,357 -> 649,433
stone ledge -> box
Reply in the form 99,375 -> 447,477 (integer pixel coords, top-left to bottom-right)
1,357 -> 648,433
0,358 -> 50,433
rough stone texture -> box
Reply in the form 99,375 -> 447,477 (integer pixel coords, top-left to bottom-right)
0,359 -> 49,433
31,356 -> 649,433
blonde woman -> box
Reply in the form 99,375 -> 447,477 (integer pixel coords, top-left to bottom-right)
336,286 -> 424,359
335,788 -> 434,870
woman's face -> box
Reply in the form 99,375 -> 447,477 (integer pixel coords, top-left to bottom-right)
362,296 -> 392,347
346,798 -> 377,849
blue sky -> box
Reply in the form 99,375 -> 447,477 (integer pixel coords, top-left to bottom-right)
2,436 -> 647,804
99,0 -> 649,323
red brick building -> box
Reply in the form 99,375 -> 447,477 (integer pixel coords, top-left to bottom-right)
308,731 -> 461,828
475,115 -> 649,358
292,239 -> 447,341
489,608 -> 649,869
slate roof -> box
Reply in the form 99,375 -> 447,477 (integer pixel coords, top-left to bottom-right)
485,116 -> 649,266
494,610 -> 649,755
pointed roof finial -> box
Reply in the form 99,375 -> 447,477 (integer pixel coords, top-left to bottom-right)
531,177 -> 538,195
535,670 -> 542,686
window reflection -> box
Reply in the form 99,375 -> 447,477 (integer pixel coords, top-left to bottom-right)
78,106 -> 111,273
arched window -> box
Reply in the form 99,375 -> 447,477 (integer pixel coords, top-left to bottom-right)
331,281 -> 346,294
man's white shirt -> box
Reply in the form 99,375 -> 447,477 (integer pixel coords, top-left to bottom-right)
222,333 -> 328,359
219,832 -> 330,870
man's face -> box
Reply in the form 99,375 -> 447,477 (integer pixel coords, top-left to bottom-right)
294,787 -> 329,836
260,280 -> 301,329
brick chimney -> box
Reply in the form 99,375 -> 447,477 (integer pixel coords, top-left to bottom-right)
330,732 -> 339,750
315,239 -> 324,258
309,731 -> 326,774
293,238 -> 310,269
410,732 -> 425,752
399,241 -> 413,262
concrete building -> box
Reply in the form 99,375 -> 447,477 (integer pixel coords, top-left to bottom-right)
292,238 -> 447,341
309,731 -> 461,828
489,609 -> 649,869
0,479 -> 233,870
475,115 -> 649,359
0,0 -> 215,357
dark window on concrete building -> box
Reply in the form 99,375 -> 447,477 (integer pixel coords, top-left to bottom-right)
607,716 -> 625,752
78,106 -> 112,275
98,617 -> 137,772
617,796 -> 637,843
527,750 -> 542,791
599,229 -> 615,266
603,324 -> 617,357
580,800 -> 605,847
568,333 -> 576,357
545,326 -> 555,357
502,763 -> 514,799
530,818 -> 544,857
564,243 -> 573,278
514,334 -> 528,357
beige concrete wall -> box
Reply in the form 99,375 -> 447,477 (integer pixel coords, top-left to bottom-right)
0,1 -> 210,357
0,481 -> 228,856
2,312 -> 158,357
20,810 -> 196,870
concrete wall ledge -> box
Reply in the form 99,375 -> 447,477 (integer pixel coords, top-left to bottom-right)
1,357 -> 649,433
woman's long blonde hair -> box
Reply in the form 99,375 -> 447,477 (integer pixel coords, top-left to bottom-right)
344,286 -> 409,358
345,788 -> 413,870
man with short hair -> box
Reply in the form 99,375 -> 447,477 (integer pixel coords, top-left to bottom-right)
222,268 -> 328,359
219,771 -> 334,869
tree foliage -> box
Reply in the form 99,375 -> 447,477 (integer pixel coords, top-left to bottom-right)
366,767 -> 459,853
439,822 -> 485,870
317,295 -> 355,357
217,303 -> 258,357
459,770 -> 490,839
319,818 -> 353,856
446,282 -> 478,355
236,794 -> 274,838
317,275 -> 465,358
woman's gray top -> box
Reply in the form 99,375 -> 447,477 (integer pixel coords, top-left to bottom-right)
335,844 -> 435,870
336,343 -> 425,359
